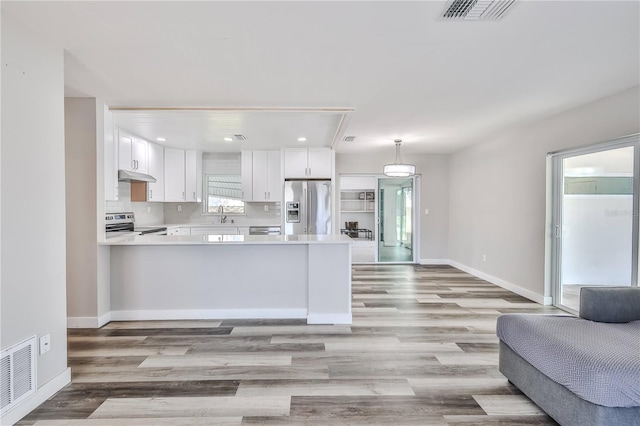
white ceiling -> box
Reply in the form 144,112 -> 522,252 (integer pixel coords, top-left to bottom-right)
4,1 -> 639,154
112,108 -> 352,151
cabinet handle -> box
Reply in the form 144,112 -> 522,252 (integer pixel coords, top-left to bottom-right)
268,191 -> 270,199
193,192 -> 196,199
150,189 -> 153,199
132,160 -> 135,170
182,191 -> 185,200
265,192 -> 267,199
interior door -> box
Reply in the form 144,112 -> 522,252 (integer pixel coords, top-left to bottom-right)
377,177 -> 415,263
552,142 -> 638,311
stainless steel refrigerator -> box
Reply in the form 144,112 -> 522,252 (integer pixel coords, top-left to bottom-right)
284,180 -> 332,235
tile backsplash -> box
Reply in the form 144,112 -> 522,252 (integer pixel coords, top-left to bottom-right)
106,182 -> 281,226
105,182 -> 132,213
163,201 -> 281,226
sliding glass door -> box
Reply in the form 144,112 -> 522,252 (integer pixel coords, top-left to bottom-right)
551,136 -> 639,311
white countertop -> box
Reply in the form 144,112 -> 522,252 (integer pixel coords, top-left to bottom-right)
101,234 -> 352,246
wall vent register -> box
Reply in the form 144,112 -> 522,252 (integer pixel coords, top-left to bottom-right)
0,336 -> 36,416
441,0 -> 516,20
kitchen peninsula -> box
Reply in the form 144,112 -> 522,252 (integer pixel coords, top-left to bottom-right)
101,234 -> 352,324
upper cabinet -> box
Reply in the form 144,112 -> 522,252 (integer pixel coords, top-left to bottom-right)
164,148 -> 201,202
241,151 -> 253,201
118,130 -> 148,174
241,150 -> 281,202
164,148 -> 186,202
185,150 -> 202,202
283,147 -> 332,179
147,142 -> 165,202
252,151 -> 281,202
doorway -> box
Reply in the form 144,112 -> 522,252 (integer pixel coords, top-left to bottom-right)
378,177 -> 415,263
550,136 -> 639,312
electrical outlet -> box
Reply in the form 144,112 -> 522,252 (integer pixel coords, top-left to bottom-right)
147,206 -> 151,213
424,209 -> 429,215
264,204 -> 269,212
39,334 -> 51,355
482,254 -> 487,262
177,205 -> 182,212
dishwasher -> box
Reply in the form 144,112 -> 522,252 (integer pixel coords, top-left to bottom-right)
249,226 -> 281,236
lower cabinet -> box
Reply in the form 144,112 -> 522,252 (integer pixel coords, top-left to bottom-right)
189,227 -> 238,235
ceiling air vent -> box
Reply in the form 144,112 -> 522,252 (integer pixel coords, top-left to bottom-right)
233,134 -> 246,141
441,0 -> 516,21
343,136 -> 356,142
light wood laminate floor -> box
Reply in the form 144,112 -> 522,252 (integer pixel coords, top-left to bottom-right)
18,265 -> 564,425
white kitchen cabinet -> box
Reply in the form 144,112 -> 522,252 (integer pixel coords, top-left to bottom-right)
185,150 -> 202,202
340,176 -> 377,190
147,142 -> 164,202
283,148 -> 308,178
283,147 -> 332,179
307,148 -> 332,178
267,151 -> 282,201
189,226 -> 238,235
252,150 -> 281,202
118,129 -> 148,174
164,148 -> 186,202
104,105 -> 118,201
164,148 -> 201,202
241,151 -> 253,201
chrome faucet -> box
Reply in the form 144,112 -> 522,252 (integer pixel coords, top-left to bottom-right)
218,205 -> 227,223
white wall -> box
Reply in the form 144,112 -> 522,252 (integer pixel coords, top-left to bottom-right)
448,86 -> 640,300
66,98 -> 112,328
66,98 -> 98,320
1,12 -> 69,419
336,152 -> 450,261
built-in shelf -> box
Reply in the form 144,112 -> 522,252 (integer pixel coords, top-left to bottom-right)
340,190 -> 375,213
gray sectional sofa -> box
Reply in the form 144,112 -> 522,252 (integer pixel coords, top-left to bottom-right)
497,287 -> 640,426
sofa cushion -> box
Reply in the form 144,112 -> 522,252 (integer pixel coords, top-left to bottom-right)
579,287 -> 640,323
497,314 -> 640,407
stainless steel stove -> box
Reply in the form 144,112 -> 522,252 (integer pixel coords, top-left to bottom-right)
105,212 -> 167,237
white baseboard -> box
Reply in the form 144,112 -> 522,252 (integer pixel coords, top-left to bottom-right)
0,367 -> 71,426
109,308 -> 308,321
307,313 -> 352,325
67,316 -> 99,328
448,260 -> 548,305
98,312 -> 112,328
419,259 -> 449,265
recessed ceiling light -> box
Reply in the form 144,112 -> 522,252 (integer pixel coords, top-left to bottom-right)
156,137 -> 166,142
224,137 -> 233,142
298,137 -> 307,142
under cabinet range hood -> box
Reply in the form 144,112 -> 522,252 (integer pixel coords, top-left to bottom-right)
118,169 -> 157,183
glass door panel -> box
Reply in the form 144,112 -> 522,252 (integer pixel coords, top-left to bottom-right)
377,177 -> 415,263
557,146 -> 635,311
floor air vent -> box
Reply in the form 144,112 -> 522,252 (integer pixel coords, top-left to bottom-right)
0,336 -> 36,416
441,0 -> 516,21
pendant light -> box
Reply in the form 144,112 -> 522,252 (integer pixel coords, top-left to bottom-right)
383,139 -> 416,177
